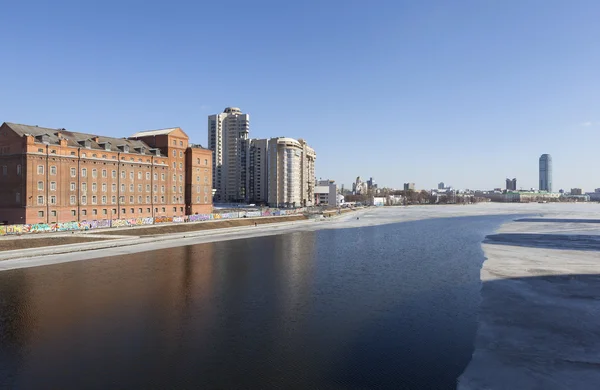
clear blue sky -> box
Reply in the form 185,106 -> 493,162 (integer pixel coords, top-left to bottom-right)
3,0 -> 600,191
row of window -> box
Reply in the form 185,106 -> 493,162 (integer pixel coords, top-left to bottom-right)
36,181 -> 189,193
1,165 -> 21,176
34,194 -> 202,205
36,148 -> 166,164
35,166 -> 206,182
37,206 -> 186,218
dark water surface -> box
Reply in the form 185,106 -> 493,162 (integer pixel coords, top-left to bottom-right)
0,216 -> 514,389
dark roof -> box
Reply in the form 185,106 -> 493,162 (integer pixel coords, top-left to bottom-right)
3,122 -> 157,155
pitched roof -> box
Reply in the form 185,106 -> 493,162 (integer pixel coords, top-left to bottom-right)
2,122 -> 159,155
129,128 -> 181,137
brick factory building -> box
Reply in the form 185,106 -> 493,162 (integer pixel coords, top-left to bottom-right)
0,122 -> 212,224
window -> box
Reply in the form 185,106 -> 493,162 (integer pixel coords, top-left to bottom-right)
161,173 -> 165,181
71,167 -> 76,177
179,186 -> 182,193
138,196 -> 142,203
111,195 -> 116,204
204,177 -> 208,184
161,185 -> 164,193
121,171 -> 125,179
138,208 -> 142,213
102,169 -> 107,178
179,151 -> 183,158
153,184 -> 157,192
81,196 -> 87,204
92,183 -> 97,192
82,210 -> 87,216
92,169 -> 97,178
112,183 -> 116,192
138,184 -> 142,192
92,209 -> 98,216
172,186 -> 176,192
37,165 -> 44,174
37,181 -> 44,190
129,196 -> 133,203
138,172 -> 142,179
179,175 -> 182,182
180,207 -> 183,212
161,196 -> 165,203
146,172 -> 150,180
154,196 -> 158,202
102,183 -> 107,192
153,173 -> 157,180
146,184 -> 150,192
179,162 -> 182,169
102,195 -> 107,204
197,186 -> 200,193
15,192 -> 20,203
82,183 -> 87,192
172,162 -> 176,168
129,184 -> 134,192
81,168 -> 87,177
102,209 -> 107,215
112,170 -> 117,178
121,184 -> 125,192
71,151 -> 76,156
130,208 -> 134,214
121,208 -> 126,214
71,210 -> 76,216
173,207 -> 177,212
146,195 -> 150,203
130,171 -> 134,180
50,210 -> 57,218
50,196 -> 56,204
38,211 -> 44,217
112,208 -> 117,215
197,176 -> 200,183
119,196 -> 125,203
147,208 -> 150,213
70,195 -> 76,205
204,195 -> 208,203
204,159 -> 208,165
92,195 -> 97,204
50,182 -> 56,191
197,158 -> 200,164
49,166 -> 56,175
179,141 -> 183,146
16,165 -> 21,175
172,140 -> 176,146
172,150 -> 176,157
173,174 -> 176,181
38,148 -> 44,153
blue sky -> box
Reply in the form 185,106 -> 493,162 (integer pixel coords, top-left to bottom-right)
3,0 -> 600,191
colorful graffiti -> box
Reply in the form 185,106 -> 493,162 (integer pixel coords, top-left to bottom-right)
0,207 -> 305,236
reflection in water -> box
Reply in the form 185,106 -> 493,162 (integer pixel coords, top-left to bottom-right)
0,216 -> 512,389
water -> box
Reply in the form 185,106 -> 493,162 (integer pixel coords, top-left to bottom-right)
0,215 -> 513,389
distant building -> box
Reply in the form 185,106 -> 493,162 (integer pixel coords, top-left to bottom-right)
438,182 -> 445,190
571,188 -> 583,195
404,183 -> 415,191
314,179 -> 338,206
539,154 -> 552,192
367,177 -> 377,190
353,176 -> 368,195
506,178 -> 517,191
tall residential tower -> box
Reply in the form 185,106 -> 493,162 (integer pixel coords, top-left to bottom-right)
539,154 -> 552,192
208,107 -> 250,202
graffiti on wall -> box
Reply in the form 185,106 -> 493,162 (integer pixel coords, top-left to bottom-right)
188,214 -> 213,222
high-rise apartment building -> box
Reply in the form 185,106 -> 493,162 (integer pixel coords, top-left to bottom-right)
246,138 -> 269,204
208,107 -> 250,202
438,182 -> 445,190
0,122 -> 212,225
404,183 -> 415,191
266,137 -> 316,207
539,154 -> 552,192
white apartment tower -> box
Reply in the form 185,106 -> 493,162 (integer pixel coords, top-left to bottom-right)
266,137 -> 316,207
208,107 -> 250,202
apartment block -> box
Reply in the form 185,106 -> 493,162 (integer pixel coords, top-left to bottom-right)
246,138 -> 269,204
208,107 -> 250,202
0,122 -> 212,224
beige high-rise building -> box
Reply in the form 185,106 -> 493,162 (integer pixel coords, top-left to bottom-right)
208,107 -> 249,202
246,138 -> 269,204
266,137 -> 316,207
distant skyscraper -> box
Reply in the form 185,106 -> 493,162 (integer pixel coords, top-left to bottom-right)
438,182 -> 445,190
404,183 -> 415,191
208,107 -> 250,202
506,178 -> 517,191
539,154 -> 552,192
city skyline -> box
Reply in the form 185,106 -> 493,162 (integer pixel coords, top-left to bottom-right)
3,1 -> 600,190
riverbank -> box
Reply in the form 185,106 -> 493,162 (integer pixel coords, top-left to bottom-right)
459,212 -> 600,389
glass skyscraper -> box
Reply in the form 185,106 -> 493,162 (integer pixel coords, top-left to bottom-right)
539,154 -> 552,192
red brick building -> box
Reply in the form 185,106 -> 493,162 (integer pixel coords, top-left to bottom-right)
0,122 -> 212,224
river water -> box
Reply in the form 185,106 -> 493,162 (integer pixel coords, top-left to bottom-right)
0,215 -> 515,389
